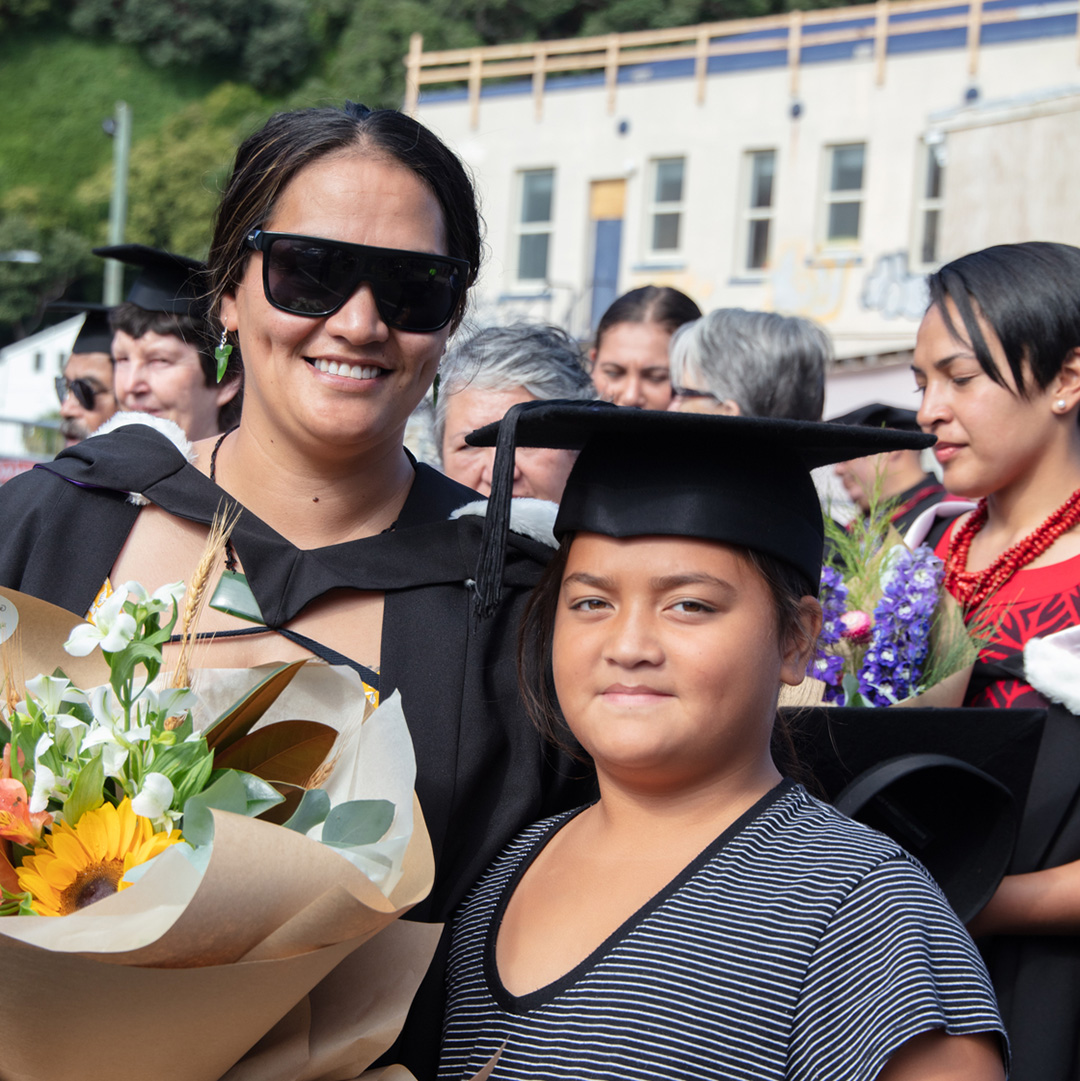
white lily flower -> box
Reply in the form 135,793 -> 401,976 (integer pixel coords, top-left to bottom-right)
54,715 -> 90,758
121,580 -> 185,616
24,674 -> 88,716
64,588 -> 136,656
131,772 -> 175,820
34,732 -> 54,758
29,763 -> 63,814
100,741 -> 129,779
147,686 -> 197,717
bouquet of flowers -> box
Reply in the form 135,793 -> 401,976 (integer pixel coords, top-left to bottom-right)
797,495 -> 980,709
0,582 -> 439,1081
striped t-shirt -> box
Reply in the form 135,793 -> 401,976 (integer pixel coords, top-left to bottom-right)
439,782 -> 1004,1081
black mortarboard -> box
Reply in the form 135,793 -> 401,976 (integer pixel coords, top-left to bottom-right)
829,402 -> 921,432
48,302 -> 115,356
788,705 -> 1046,921
466,401 -> 934,616
92,244 -> 207,316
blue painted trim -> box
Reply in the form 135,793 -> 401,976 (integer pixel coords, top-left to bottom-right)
497,291 -> 553,302
631,262 -> 687,272
417,1 -> 1076,107
728,275 -> 769,285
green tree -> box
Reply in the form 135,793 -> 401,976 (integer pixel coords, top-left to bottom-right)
74,82 -> 267,257
0,214 -> 92,341
71,0 -> 312,92
0,0 -> 69,31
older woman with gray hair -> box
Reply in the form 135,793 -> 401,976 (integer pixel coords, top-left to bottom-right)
436,323 -> 594,502
668,308 -> 830,421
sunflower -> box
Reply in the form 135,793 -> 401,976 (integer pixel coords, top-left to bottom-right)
16,799 -> 182,916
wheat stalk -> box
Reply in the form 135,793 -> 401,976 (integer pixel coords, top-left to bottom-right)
170,502 -> 242,691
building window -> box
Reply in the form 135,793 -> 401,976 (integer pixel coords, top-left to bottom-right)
917,137 -> 945,266
824,143 -> 866,246
742,150 -> 776,271
516,168 -> 554,283
648,157 -> 685,254
33,352 -> 43,373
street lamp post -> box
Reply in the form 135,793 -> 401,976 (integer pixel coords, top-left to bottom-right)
102,101 -> 132,305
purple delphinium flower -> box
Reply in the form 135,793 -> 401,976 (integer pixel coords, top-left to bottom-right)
857,546 -> 943,706
809,566 -> 849,704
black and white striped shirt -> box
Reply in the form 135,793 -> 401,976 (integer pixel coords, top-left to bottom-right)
439,781 -> 1005,1081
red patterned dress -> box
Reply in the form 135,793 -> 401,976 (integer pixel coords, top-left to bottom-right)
935,520 -> 1080,708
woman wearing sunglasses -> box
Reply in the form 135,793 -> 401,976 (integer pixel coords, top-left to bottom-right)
0,105 -> 587,937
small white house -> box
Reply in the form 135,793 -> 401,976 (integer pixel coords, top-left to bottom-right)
0,316 -> 80,458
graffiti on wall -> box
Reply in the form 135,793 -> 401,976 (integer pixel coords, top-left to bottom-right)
860,252 -> 929,321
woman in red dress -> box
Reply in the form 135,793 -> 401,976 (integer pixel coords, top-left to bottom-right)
910,241 -> 1080,1081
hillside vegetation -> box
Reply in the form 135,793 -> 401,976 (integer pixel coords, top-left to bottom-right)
0,0 -> 856,341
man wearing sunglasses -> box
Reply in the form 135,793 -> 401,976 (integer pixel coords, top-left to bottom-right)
54,307 -> 118,447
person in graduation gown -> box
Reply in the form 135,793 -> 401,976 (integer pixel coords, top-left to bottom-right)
98,244 -> 243,440
830,403 -> 951,537
0,103 -> 589,932
908,241 -> 1080,1081
51,305 -> 119,446
438,403 -> 1005,1081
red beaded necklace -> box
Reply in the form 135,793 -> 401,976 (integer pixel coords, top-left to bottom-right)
944,486 -> 1080,611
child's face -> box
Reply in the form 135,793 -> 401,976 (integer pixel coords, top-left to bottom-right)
552,533 -> 813,791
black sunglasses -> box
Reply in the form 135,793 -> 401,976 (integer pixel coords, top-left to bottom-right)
55,375 -> 104,411
245,230 -> 470,333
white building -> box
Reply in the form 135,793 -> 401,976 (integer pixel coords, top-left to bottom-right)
0,315 -> 79,458
408,0 -> 1080,413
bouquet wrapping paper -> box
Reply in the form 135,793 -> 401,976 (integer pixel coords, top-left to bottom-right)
0,587 -> 440,1081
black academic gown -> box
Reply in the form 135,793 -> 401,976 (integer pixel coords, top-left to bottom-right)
0,424 -> 592,925
968,655 -> 1080,1081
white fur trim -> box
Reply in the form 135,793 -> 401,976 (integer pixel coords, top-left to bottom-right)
1024,626 -> 1080,715
451,497 -> 559,548
902,499 -> 976,548
90,412 -> 197,506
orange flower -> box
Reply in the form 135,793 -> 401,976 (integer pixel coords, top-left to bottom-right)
0,778 -> 51,846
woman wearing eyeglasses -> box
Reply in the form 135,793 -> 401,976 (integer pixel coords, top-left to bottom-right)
0,105 -> 588,939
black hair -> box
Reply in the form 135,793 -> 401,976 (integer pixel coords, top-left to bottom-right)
207,103 -> 481,340
593,286 -> 702,352
928,242 -> 1080,397
110,302 -> 243,429
517,535 -> 818,778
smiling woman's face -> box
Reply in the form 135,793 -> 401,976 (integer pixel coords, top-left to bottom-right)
220,149 -> 451,456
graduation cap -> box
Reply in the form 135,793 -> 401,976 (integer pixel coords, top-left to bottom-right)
788,705 -> 1046,922
829,402 -> 921,432
47,302 -> 114,356
466,401 -> 934,616
92,244 -> 208,316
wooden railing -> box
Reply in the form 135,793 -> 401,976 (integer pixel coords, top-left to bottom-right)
403,0 -> 1079,127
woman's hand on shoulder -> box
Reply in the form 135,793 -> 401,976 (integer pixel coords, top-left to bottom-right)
968,859 -> 1080,938
877,1030 -> 1004,1081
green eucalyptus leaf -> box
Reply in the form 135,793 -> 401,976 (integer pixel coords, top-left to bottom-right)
64,754 -> 105,826
182,769 -> 249,846
282,788 -> 331,834
322,799 -> 395,848
233,770 -> 285,817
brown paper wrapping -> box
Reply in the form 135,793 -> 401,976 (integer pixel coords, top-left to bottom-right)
0,589 -> 441,1081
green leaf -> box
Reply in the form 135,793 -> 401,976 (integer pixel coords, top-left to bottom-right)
182,770 -> 248,846
282,787 -> 331,834
233,770 -> 285,817
209,571 -> 265,624
203,658 -> 308,753
322,799 -> 395,848
64,754 -> 105,826
213,720 -> 337,786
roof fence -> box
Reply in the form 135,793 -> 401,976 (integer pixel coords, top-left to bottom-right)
403,0 -> 1079,127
